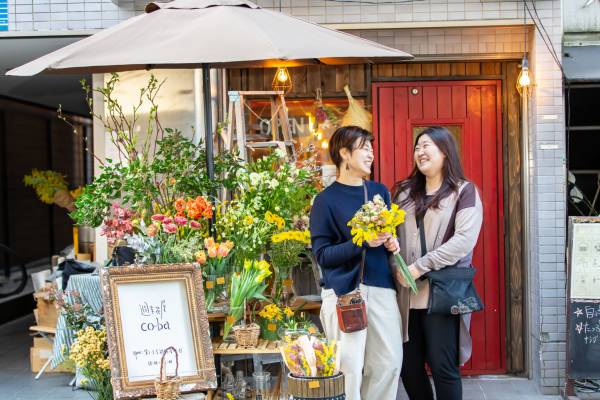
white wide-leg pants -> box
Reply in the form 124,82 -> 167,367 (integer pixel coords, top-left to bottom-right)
320,283 -> 403,400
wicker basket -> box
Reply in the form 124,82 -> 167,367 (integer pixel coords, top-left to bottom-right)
232,322 -> 260,348
154,346 -> 182,400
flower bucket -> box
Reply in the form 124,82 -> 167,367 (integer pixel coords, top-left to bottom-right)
259,320 -> 280,341
287,373 -> 345,400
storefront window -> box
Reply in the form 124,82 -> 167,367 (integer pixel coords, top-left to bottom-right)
246,98 -> 357,165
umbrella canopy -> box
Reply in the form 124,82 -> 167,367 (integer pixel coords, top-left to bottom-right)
7,0 -> 412,76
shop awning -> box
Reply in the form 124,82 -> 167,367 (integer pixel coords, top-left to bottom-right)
564,45 -> 600,82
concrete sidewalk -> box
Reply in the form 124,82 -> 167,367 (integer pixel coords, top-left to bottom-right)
0,314 -> 587,399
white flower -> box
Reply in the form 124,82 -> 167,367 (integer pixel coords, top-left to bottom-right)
249,172 -> 260,186
287,177 -> 294,183
269,179 -> 279,189
274,148 -> 286,158
275,206 -> 281,212
285,188 -> 289,193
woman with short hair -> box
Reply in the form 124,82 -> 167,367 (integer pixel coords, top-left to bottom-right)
309,125 -> 403,400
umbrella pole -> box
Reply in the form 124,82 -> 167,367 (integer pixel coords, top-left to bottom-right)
202,63 -> 216,233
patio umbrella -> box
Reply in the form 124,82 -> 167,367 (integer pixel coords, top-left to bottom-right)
7,0 -> 413,179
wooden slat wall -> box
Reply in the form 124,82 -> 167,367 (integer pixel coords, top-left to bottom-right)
229,65 -> 367,98
230,61 -> 524,373
503,62 -> 524,373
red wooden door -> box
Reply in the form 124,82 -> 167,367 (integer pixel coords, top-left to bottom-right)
373,81 -> 506,374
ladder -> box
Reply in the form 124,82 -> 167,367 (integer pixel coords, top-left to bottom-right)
223,90 -> 296,161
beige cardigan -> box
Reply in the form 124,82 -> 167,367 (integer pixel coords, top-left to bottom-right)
392,181 -> 483,365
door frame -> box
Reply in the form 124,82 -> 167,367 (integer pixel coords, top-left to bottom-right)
372,80 -> 507,375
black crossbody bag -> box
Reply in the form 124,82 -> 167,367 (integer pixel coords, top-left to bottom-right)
417,190 -> 484,316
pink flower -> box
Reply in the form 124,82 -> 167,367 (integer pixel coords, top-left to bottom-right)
151,214 -> 165,222
174,216 -> 188,226
217,245 -> 230,258
163,223 -> 177,234
189,220 -> 201,230
147,224 -> 158,237
163,217 -> 173,225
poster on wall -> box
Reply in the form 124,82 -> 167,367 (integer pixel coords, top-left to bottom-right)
569,218 -> 600,300
100,263 -> 216,399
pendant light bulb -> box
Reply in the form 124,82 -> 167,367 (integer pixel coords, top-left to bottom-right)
518,57 -> 531,88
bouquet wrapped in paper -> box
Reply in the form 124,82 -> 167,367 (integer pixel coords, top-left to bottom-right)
347,194 -> 418,293
280,335 -> 340,377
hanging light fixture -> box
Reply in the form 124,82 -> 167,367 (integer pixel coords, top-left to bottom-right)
518,57 -> 531,88
272,67 -> 292,93
517,0 -> 532,95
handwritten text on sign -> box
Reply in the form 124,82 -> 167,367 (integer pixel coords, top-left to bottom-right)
117,280 -> 196,382
573,303 -> 600,345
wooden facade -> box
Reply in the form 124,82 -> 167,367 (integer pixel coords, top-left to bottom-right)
229,61 -> 524,374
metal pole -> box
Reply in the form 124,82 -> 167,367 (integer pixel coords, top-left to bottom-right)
202,64 -> 217,233
203,63 -> 214,181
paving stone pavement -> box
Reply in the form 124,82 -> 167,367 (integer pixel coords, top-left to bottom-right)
0,314 -> 582,399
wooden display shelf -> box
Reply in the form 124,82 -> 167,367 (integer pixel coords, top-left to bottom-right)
207,298 -> 321,322
212,339 -> 280,355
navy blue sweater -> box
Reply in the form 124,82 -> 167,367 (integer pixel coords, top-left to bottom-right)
309,180 -> 396,295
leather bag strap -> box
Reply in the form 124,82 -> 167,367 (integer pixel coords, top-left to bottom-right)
358,181 -> 368,286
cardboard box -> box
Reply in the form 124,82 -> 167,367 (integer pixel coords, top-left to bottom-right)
34,298 -> 58,328
30,338 -> 72,373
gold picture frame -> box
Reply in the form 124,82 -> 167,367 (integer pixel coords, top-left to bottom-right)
100,263 -> 217,399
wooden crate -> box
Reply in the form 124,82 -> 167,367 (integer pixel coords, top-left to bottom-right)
30,338 -> 72,373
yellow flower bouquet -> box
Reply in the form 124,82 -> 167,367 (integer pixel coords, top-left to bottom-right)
223,259 -> 272,338
69,326 -> 112,400
347,194 -> 418,293
257,303 -> 284,341
268,229 -> 311,304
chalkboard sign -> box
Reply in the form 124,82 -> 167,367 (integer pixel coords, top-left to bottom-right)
568,300 -> 600,379
567,217 -> 600,381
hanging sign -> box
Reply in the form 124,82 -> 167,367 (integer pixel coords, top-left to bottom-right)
0,0 -> 8,31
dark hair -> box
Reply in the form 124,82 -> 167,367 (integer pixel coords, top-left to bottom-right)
328,126 -> 373,169
392,126 -> 465,218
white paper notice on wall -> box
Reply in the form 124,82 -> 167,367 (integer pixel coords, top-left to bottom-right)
117,280 -> 196,381
540,143 -> 560,150
569,219 -> 600,300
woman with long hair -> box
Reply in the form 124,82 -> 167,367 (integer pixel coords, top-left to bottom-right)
309,126 -> 403,400
392,126 -> 483,400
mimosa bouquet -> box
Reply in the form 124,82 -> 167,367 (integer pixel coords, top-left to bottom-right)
281,335 -> 340,377
347,194 -> 418,293
223,259 -> 272,338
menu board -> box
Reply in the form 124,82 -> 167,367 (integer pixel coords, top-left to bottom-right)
568,300 -> 600,379
567,217 -> 600,380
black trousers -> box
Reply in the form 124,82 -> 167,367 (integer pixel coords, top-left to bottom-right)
401,309 -> 462,400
